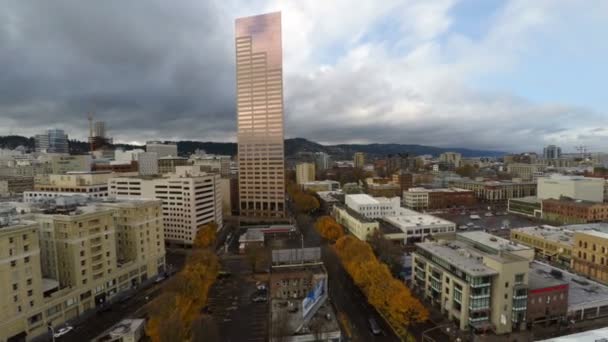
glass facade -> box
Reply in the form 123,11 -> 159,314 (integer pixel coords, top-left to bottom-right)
235,12 -> 285,217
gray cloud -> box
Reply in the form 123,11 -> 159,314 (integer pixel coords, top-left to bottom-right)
0,0 -> 606,153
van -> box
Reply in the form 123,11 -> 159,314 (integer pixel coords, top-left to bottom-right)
368,317 -> 381,335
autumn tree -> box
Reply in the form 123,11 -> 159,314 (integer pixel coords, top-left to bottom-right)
193,222 -> 218,249
314,216 -> 345,241
293,192 -> 320,213
333,235 -> 428,338
455,164 -> 477,178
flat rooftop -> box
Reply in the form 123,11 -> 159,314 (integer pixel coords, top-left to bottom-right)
531,261 -> 608,312
452,179 -> 536,186
416,241 -> 499,277
406,187 -> 472,193
334,203 -> 376,223
528,269 -> 568,290
511,225 -> 575,246
384,211 -> 454,229
458,231 -> 533,252
536,327 -> 608,342
510,196 -> 541,204
345,194 -> 384,205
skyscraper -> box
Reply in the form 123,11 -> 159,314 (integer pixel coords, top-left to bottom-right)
235,12 -> 285,217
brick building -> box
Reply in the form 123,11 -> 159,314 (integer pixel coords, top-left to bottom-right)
542,197 -> 608,224
527,269 -> 569,325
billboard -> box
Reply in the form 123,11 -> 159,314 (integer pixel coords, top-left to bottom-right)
302,277 -> 326,317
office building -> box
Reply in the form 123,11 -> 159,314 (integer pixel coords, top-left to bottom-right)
507,163 -> 545,181
109,169 -> 222,246
235,12 -> 285,218
412,232 -> 531,334
392,171 -> 414,193
365,177 -> 402,197
296,162 -> 315,185
157,156 -> 188,174
353,152 -> 365,168
449,179 -> 536,202
537,174 -> 604,203
403,187 -> 475,210
34,129 -> 69,154
439,152 -> 462,168
543,145 -> 562,160
314,152 -> 331,171
115,149 -> 159,175
47,154 -> 92,174
191,154 -> 231,177
382,209 -> 456,243
145,142 -> 178,159
0,198 -> 165,342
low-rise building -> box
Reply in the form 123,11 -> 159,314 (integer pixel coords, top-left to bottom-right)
412,232 -> 530,335
332,204 -> 379,240
157,156 -> 189,174
25,171 -> 123,203
0,176 -> 34,197
571,224 -> 608,284
269,249 -> 341,342
403,187 -> 475,210
527,269 -> 569,325
507,196 -> 542,218
507,163 -> 545,181
345,194 -> 400,219
538,174 -> 604,203
542,197 -> 608,224
510,225 -> 575,266
383,210 -> 456,243
301,180 -> 340,193
449,179 -> 536,202
365,177 -> 401,197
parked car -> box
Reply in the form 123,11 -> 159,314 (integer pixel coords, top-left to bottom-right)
154,276 -> 166,284
484,212 -> 493,217
368,317 -> 381,335
458,225 -> 468,230
53,325 -> 74,338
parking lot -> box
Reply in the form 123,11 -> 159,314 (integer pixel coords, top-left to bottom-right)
207,257 -> 269,342
430,208 -> 542,238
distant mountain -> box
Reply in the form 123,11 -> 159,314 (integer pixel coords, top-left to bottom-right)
0,135 -> 504,158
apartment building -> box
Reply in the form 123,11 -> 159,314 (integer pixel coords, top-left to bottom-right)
449,179 -> 536,202
0,198 -> 165,342
295,162 -> 315,185
572,224 -> 608,284
108,169 -> 222,246
412,232 -> 531,334
403,187 -> 475,210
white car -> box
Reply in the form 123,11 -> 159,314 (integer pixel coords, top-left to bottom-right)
53,325 -> 74,338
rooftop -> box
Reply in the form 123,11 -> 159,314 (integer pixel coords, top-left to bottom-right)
512,225 -> 577,246
531,261 -> 608,312
510,196 -> 542,204
452,179 -> 536,186
334,203 -> 376,223
458,231 -> 532,252
384,211 -> 454,229
406,187 -> 472,193
528,269 -> 568,290
416,241 -> 499,277
345,194 -> 381,205
536,327 -> 608,342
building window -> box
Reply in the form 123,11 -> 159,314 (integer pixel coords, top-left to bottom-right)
505,282 -> 509,288
10,260 -> 16,267
24,256 -> 30,263
12,284 -> 18,291
27,279 -> 32,286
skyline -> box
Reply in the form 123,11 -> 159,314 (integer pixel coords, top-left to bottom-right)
1,1 -> 607,151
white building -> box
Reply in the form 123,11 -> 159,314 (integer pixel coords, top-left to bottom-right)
146,142 -> 178,158
114,149 -> 158,175
345,194 -> 401,219
108,169 -> 222,246
383,209 -> 456,243
538,174 -> 604,203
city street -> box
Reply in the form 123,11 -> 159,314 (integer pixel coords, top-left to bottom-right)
46,251 -> 186,342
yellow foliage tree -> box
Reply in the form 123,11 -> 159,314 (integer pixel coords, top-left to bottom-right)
333,235 -> 428,336
314,216 -> 345,241
193,222 -> 218,249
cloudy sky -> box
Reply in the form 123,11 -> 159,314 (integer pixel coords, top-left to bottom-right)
1,0 -> 607,152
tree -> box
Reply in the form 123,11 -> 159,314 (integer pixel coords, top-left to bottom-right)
193,222 -> 218,249
245,244 -> 269,273
314,216 -> 345,241
293,192 -> 320,213
455,164 -> 477,178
